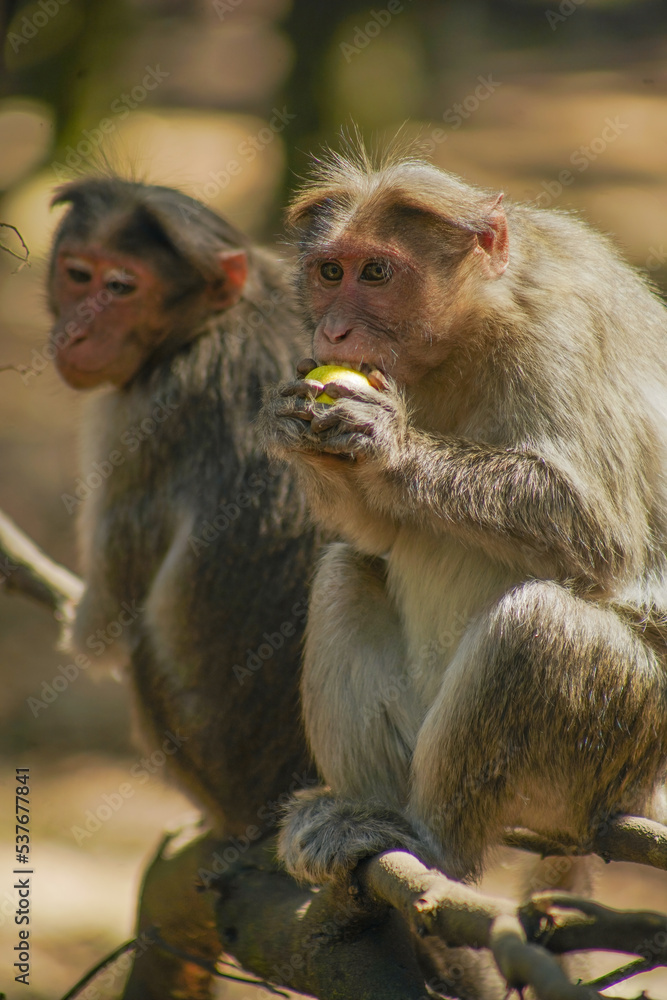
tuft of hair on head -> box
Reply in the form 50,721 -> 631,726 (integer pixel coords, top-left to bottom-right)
287,128 -> 424,227
51,177 -> 249,283
286,130 -> 505,255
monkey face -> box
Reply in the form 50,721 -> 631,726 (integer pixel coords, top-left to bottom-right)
290,162 -> 510,391
301,245 -> 442,387
300,218 -> 507,390
48,240 -> 248,390
49,243 -> 176,389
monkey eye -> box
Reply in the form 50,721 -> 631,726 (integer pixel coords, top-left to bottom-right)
67,267 -> 91,284
320,261 -> 344,282
106,279 -> 136,296
360,261 -> 391,283
105,269 -> 136,296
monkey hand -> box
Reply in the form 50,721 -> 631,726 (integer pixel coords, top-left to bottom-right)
258,374 -> 324,460
300,367 -> 407,464
278,787 -> 428,885
260,361 -> 405,465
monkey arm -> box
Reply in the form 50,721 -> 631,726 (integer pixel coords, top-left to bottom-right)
290,384 -> 629,586
380,430 -> 624,581
258,381 -> 398,552
361,430 -> 629,586
262,377 -> 631,584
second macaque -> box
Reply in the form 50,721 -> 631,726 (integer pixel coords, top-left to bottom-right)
48,178 -> 319,998
260,150 -> 667,884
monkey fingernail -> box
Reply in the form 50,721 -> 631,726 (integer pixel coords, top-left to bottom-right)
367,370 -> 390,391
302,379 -> 325,393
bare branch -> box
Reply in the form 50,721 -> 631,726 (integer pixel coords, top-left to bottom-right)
0,507 -> 83,618
60,938 -> 137,1000
146,930 -> 290,996
505,815 -> 667,870
0,222 -> 30,268
503,828 -> 580,858
214,843 -> 667,1000
490,914 -> 598,1000
523,891 -> 667,959
587,958 -> 655,990
597,815 -> 667,868
358,852 -> 604,1000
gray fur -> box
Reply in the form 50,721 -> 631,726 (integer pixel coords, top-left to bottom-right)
260,151 -> 667,885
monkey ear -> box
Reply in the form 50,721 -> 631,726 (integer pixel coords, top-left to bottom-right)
207,249 -> 248,309
476,195 -> 509,276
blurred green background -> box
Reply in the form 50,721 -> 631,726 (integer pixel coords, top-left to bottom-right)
2,1 -> 667,996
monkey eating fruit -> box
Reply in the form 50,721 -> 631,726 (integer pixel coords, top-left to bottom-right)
260,147 -> 667,890
305,364 -> 373,403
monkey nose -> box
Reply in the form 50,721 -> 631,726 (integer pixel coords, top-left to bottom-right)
322,321 -> 352,343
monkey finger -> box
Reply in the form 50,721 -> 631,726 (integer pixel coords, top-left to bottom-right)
313,418 -> 376,442
358,364 -> 390,392
310,400 -> 378,433
319,382 -> 382,404
319,432 -> 374,457
280,380 -> 321,400
302,379 -> 329,398
296,357 -> 318,377
275,402 -> 315,422
309,412 -> 356,434
309,407 -> 362,433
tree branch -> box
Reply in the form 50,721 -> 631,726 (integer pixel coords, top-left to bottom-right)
210,838 -> 667,1000
0,507 -> 83,618
357,852 -> 603,1000
523,890 -> 667,958
4,509 -> 667,999
505,814 -> 667,868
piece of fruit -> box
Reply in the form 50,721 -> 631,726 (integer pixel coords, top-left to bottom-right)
304,365 -> 372,404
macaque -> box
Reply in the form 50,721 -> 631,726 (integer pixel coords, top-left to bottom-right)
260,150 -> 667,886
47,178 -> 319,995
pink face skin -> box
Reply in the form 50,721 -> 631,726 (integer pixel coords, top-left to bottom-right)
303,242 -> 436,387
302,204 -> 509,389
49,243 -> 248,390
49,243 -> 172,389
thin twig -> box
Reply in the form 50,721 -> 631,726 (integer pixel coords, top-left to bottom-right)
0,223 -> 30,268
148,929 -> 290,996
59,938 -> 137,1000
0,363 -> 31,378
586,957 -> 655,990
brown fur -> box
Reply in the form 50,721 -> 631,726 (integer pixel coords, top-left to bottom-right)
49,178 -> 320,833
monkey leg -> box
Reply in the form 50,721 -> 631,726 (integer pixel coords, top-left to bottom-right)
409,579 -> 667,882
280,542 -> 427,884
122,825 -> 225,1000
